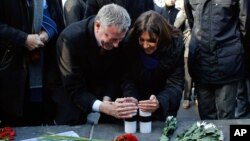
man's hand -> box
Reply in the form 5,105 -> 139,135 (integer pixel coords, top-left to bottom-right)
138,95 -> 160,113
102,96 -> 112,102
25,34 -> 44,51
39,30 -> 49,43
99,99 -> 138,119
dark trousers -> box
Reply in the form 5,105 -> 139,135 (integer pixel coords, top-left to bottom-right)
235,80 -> 249,118
196,81 -> 241,120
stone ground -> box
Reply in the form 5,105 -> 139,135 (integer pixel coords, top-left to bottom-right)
176,97 -> 250,121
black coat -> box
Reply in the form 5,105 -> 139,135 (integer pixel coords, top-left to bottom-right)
84,0 -> 154,25
57,16 -> 123,116
185,0 -> 247,84
154,5 -> 179,25
245,0 -> 250,79
0,0 -> 64,119
122,36 -> 184,121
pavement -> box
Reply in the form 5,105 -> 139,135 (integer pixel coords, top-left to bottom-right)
176,99 -> 200,121
176,97 -> 250,121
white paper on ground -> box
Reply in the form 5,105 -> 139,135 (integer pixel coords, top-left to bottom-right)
21,130 -> 79,141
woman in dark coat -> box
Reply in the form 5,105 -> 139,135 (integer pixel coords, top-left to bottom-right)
122,11 -> 184,121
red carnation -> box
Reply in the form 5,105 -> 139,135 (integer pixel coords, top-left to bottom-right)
0,127 -> 16,140
114,133 -> 138,141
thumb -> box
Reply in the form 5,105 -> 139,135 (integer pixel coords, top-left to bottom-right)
149,94 -> 156,100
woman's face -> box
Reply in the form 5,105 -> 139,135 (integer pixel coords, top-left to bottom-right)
139,32 -> 159,54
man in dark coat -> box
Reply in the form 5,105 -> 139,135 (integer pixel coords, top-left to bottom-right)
155,0 -> 180,25
185,0 -> 247,120
84,0 -> 155,25
0,0 -> 65,126
57,4 -> 138,124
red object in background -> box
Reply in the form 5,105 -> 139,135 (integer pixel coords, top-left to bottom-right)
0,127 -> 16,140
114,133 -> 138,141
30,50 -> 40,61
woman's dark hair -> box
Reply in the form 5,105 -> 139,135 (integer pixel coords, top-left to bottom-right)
127,10 -> 180,52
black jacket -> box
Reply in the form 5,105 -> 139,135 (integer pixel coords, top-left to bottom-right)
57,16 -> 123,115
185,0 -> 247,84
0,0 -> 64,118
244,0 -> 250,79
154,5 -> 179,25
122,36 -> 184,121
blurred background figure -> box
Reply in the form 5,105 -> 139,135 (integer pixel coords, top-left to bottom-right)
0,0 -> 65,126
154,0 -> 165,7
64,0 -> 88,26
174,0 -> 196,109
84,0 -> 155,25
155,0 -> 179,25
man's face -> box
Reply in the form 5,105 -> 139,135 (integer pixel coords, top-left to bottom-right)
94,21 -> 127,50
164,0 -> 176,7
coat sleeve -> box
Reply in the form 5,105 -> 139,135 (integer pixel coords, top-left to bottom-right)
0,21 -> 27,48
156,37 -> 185,117
56,31 -> 96,114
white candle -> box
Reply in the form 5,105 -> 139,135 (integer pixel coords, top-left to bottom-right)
139,109 -> 152,133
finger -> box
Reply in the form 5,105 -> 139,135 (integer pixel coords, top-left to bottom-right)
139,100 -> 150,104
149,95 -> 156,100
116,105 -> 138,117
39,41 -> 45,47
115,98 -> 126,103
125,97 -> 138,104
117,110 -> 138,118
139,106 -> 155,113
139,102 -> 157,108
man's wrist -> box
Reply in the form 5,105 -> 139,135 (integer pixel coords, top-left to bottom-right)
92,100 -> 102,112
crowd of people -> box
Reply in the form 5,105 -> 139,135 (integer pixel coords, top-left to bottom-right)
0,0 -> 249,127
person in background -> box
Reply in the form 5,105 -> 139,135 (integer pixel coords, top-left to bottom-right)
185,0 -> 247,119
57,4 -> 138,124
84,0 -> 155,25
246,0 -> 250,106
0,0 -> 65,126
122,11 -> 184,121
64,0 -> 87,26
155,0 -> 179,25
236,0 -> 250,118
174,1 -> 196,109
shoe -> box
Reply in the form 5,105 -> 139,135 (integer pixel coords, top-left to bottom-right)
182,100 -> 190,109
195,99 -> 198,106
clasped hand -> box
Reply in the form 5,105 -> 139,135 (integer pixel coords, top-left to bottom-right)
101,95 -> 160,119
25,31 -> 48,51
100,97 -> 138,119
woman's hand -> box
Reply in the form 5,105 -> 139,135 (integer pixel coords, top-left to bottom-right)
138,95 -> 160,113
